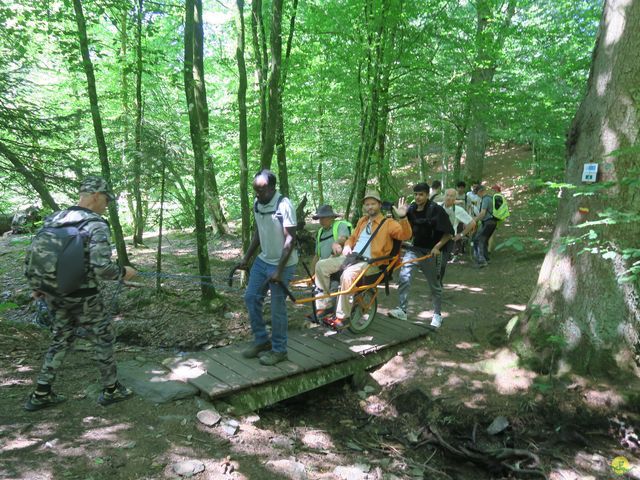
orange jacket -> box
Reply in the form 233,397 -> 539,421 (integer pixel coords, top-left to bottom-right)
346,214 -> 412,264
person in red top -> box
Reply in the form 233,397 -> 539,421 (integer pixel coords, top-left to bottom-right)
314,190 -> 412,328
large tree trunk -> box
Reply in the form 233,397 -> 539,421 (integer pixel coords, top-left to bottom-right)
259,0 -> 283,169
184,0 -> 215,302
515,0 -> 640,376
274,0 -> 298,198
251,0 -> 268,154
192,0 -> 227,234
133,0 -> 145,246
464,0 -> 515,182
235,0 -> 251,252
73,0 -> 130,266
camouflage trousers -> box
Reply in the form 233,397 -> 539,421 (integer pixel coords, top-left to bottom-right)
36,292 -> 117,388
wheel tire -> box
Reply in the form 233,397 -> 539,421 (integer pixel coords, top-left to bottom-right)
348,290 -> 378,333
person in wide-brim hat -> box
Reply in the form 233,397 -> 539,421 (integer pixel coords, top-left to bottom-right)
312,204 -> 340,220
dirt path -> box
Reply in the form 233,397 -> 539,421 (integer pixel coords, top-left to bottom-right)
1,148 -> 637,479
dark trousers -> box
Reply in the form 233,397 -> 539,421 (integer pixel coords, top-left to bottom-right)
473,219 -> 497,264
439,241 -> 454,283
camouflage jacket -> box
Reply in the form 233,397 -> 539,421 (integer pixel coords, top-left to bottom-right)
25,206 -> 123,293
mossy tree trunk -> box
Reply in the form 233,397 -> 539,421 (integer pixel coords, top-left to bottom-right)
515,0 -> 640,376
73,0 -> 130,266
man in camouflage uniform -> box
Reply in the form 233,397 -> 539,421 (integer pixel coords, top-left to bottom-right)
24,176 -> 137,411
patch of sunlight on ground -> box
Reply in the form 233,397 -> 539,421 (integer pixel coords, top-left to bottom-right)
433,348 -> 536,395
362,394 -> 397,417
0,377 -> 30,387
371,355 -> 413,386
583,388 -> 624,409
80,422 -> 132,442
573,451 -> 611,476
473,348 -> 536,394
445,283 -> 484,293
3,469 -> 53,480
504,303 -> 526,311
1,438 -> 40,452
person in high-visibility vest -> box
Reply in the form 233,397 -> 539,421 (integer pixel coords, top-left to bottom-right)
311,205 -> 352,269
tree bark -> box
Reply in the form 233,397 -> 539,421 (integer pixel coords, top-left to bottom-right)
192,0 -> 227,234
251,0 -> 268,151
72,0 -> 130,266
133,0 -> 145,246
235,0 -> 251,252
260,0 -> 283,170
464,0 -> 516,182
156,152 -> 166,293
516,0 -> 640,376
274,0 -> 299,198
184,0 -> 215,301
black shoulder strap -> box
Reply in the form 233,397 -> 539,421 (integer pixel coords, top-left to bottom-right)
254,194 -> 284,215
356,218 -> 387,256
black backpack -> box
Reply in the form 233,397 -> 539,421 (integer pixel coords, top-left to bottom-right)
25,218 -> 104,295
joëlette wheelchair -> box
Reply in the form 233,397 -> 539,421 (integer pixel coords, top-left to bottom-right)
230,242 -> 432,334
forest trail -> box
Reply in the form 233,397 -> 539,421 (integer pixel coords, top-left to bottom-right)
0,146 -> 636,480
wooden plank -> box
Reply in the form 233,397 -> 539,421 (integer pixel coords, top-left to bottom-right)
283,346 -> 323,371
208,349 -> 301,386
221,342 -> 303,375
312,332 -> 363,357
288,336 -> 337,364
294,330 -> 353,361
333,327 -> 390,354
373,316 -> 424,339
216,336 -> 429,413
189,372 -> 235,398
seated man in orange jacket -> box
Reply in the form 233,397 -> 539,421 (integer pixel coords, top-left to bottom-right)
314,190 -> 412,328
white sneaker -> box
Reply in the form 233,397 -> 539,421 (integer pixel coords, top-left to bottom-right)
388,308 -> 407,321
430,314 -> 443,328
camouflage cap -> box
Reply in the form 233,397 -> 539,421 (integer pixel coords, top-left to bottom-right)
79,176 -> 115,201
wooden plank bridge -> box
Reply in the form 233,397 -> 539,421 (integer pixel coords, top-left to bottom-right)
164,316 -> 433,412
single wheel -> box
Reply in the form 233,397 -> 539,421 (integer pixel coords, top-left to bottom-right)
348,289 -> 378,333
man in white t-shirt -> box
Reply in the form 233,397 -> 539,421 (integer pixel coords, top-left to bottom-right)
236,170 -> 298,366
441,189 -> 476,282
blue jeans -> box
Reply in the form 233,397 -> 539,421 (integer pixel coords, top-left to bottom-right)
244,257 -> 295,353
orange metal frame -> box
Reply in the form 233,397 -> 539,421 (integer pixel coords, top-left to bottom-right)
289,248 -> 433,306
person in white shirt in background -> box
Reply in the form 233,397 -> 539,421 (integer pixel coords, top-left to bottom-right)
466,181 -> 482,217
440,188 -> 476,282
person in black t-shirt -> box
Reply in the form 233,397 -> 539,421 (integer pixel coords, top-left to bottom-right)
388,182 -> 453,328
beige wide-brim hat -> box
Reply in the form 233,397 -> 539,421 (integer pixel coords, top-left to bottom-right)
363,190 -> 381,203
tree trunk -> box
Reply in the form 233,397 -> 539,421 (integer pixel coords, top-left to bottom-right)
274,0 -> 298,198
418,138 -> 426,182
317,161 -> 324,207
184,0 -> 215,301
192,0 -> 227,234
73,0 -> 130,266
118,7 -> 133,230
515,0 -> 640,376
251,0 -> 268,152
156,152 -> 166,293
260,0 -> 283,170
463,0 -> 516,182
133,0 -> 145,246
0,141 -> 59,211
236,0 -> 251,252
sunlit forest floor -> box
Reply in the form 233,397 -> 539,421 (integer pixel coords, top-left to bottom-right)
2,147 -> 640,479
